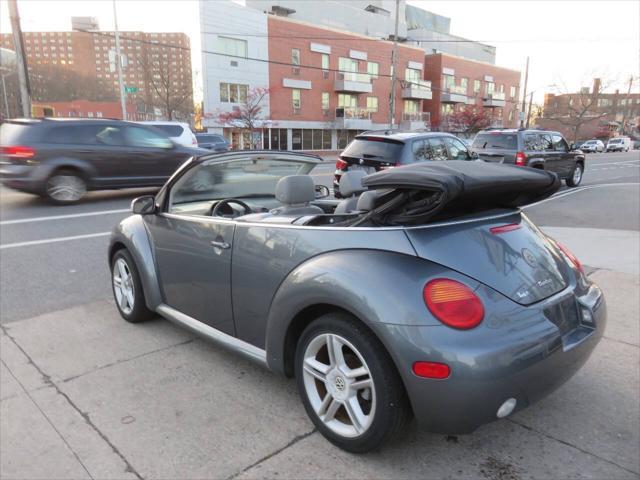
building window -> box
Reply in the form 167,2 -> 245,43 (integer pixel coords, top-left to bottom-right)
405,68 -> 421,84
367,61 -> 379,78
321,92 -> 330,113
486,82 -> 495,95
321,53 -> 329,71
291,129 -> 332,150
442,74 -> 455,91
404,99 -> 419,114
460,77 -> 468,91
263,128 -> 288,150
510,86 -> 516,98
597,98 -> 612,107
291,48 -> 300,74
366,96 -> 378,112
339,57 -> 359,80
441,104 -> 454,116
474,80 -> 481,93
498,84 -> 505,93
292,89 -> 301,112
338,93 -> 357,108
216,36 -> 247,58
220,83 -> 248,103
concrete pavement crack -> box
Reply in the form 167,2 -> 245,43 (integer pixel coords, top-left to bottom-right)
0,324 -> 144,480
1,358 -> 95,480
507,418 -> 639,476
224,428 -> 317,480
62,337 -> 195,383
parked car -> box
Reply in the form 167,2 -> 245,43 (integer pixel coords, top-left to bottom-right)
571,140 -> 587,150
195,133 -> 231,152
138,121 -> 198,147
470,129 -> 585,187
109,151 -> 605,452
579,139 -> 605,153
0,118 -> 207,204
606,137 -> 631,152
334,131 -> 475,197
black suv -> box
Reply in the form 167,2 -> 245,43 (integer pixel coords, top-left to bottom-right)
195,133 -> 230,152
334,131 -> 475,197
470,129 -> 584,187
0,118 -> 207,203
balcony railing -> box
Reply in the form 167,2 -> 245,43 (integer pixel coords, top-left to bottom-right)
334,71 -> 373,93
402,112 -> 430,122
336,71 -> 372,83
336,107 -> 372,120
486,91 -> 506,100
446,84 -> 467,95
402,79 -> 433,100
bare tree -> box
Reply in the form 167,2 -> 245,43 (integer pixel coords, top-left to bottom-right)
215,87 -> 270,148
444,106 -> 492,134
139,53 -> 193,121
543,78 -> 614,142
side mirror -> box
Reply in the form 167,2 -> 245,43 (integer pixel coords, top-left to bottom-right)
469,151 -> 479,160
314,184 -> 330,199
131,195 -> 156,215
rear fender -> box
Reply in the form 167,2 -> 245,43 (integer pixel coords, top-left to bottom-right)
264,249 -> 480,374
109,215 -> 163,310
528,157 -> 545,169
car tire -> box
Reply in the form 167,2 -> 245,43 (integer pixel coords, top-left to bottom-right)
295,312 -> 411,453
45,169 -> 87,204
566,163 -> 583,187
111,249 -> 155,323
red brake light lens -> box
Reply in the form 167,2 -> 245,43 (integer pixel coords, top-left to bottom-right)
555,242 -> 584,274
1,146 -> 36,159
412,361 -> 450,379
490,223 -> 521,234
335,159 -> 348,170
515,151 -> 526,166
423,279 -> 484,329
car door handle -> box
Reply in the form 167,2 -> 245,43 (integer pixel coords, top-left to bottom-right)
210,240 -> 231,250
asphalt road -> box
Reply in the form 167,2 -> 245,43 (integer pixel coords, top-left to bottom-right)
0,151 -> 638,323
0,150 -> 638,479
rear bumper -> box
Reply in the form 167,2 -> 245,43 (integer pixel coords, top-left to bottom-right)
0,163 -> 45,193
371,282 -> 606,434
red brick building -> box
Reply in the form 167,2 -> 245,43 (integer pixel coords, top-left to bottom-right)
424,53 -> 521,132
537,78 -> 640,141
266,15 -> 431,149
32,100 -> 139,119
1,30 -> 192,120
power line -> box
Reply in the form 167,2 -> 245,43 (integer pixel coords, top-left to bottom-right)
76,28 -> 522,106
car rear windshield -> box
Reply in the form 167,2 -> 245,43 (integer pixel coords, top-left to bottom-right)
151,124 -> 184,137
0,122 -> 33,145
197,135 -> 225,143
472,133 -> 518,150
341,138 -> 404,162
609,139 -> 622,143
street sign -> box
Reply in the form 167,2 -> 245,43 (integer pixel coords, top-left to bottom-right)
124,86 -> 139,93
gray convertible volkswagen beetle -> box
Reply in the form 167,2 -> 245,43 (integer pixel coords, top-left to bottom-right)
108,151 -> 606,452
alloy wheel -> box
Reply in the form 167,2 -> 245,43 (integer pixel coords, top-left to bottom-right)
572,164 -> 583,184
302,333 -> 376,438
45,174 -> 86,202
113,258 -> 135,315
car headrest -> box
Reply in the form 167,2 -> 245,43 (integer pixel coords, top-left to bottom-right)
356,189 -> 388,211
275,175 -> 316,205
339,170 -> 367,197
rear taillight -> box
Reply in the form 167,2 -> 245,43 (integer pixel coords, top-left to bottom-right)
1,145 -> 36,159
423,278 -> 484,329
555,242 -> 584,274
335,159 -> 348,171
515,151 -> 526,166
412,361 -> 450,379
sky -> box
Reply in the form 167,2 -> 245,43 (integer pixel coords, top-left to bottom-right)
1,0 -> 639,104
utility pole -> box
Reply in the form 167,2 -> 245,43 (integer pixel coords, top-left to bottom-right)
519,56 -> 529,128
8,0 -> 31,117
112,0 -> 127,120
388,0 -> 400,130
525,91 -> 534,128
619,75 -> 634,135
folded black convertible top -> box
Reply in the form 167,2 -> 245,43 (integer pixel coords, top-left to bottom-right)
355,160 -> 560,225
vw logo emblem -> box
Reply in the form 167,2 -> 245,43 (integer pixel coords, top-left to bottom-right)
522,248 -> 537,268
359,158 -> 365,165
334,376 -> 346,391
